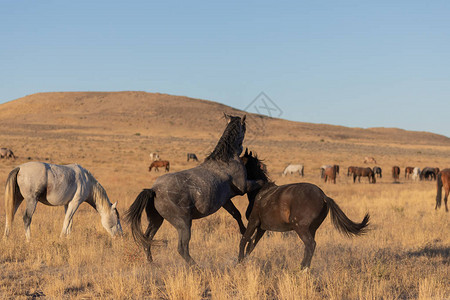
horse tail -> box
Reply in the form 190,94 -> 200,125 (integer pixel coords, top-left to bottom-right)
436,172 -> 443,209
4,167 -> 23,238
124,189 -> 156,249
325,197 -> 369,236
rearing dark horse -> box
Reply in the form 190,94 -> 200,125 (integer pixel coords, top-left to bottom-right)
124,115 -> 262,265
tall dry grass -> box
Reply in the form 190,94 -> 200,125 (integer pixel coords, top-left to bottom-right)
0,170 -> 448,299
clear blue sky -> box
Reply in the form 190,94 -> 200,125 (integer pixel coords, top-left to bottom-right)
1,1 -> 449,137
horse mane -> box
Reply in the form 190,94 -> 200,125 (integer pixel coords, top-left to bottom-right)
206,115 -> 245,162
87,172 -> 112,212
246,152 -> 272,184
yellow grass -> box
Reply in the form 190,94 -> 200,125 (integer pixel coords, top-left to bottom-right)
0,92 -> 449,299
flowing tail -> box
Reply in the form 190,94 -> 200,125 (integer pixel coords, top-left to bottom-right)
4,167 -> 23,238
326,197 -> 370,236
124,189 -> 156,249
436,172 -> 442,209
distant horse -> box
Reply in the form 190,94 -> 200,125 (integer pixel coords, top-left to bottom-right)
238,151 -> 370,270
282,164 -> 304,177
124,115 -> 263,265
0,148 -> 16,159
324,165 -> 339,184
353,167 -> 376,183
149,160 -> 170,172
412,167 -> 421,181
3,162 -> 123,241
421,167 -> 440,181
436,169 -> 449,212
187,153 -> 199,162
347,166 -> 357,177
392,166 -> 400,182
321,165 -> 339,179
373,166 -> 382,178
405,167 -> 414,179
364,157 -> 377,164
149,152 -> 160,161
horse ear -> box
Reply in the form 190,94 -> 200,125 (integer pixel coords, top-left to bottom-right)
245,148 -> 248,155
223,112 -> 231,122
250,151 -> 253,156
242,115 -> 246,124
112,202 -> 117,210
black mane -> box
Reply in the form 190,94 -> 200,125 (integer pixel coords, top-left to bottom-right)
206,115 -> 245,162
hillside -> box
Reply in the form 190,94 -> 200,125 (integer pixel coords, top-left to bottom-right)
0,91 -> 448,146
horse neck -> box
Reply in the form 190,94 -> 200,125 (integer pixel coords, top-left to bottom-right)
89,176 -> 112,215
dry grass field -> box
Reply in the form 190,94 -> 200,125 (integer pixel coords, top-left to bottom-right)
0,92 -> 449,299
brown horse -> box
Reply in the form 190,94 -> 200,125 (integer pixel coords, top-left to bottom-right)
353,167 -> 376,183
436,169 -> 449,212
149,160 -> 170,172
324,165 -> 339,184
405,167 -> 414,179
239,151 -> 369,270
347,166 -> 357,177
392,166 -> 400,182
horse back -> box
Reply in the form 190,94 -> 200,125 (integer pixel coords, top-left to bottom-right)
254,183 -> 325,231
17,162 -> 88,206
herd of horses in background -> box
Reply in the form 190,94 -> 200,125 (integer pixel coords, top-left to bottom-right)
1,114 -> 448,270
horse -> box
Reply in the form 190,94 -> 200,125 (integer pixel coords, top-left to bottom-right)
392,166 -> 400,182
373,166 -> 382,178
421,167 -> 440,181
324,165 -> 339,184
347,166 -> 357,177
238,151 -> 370,270
436,169 -> 449,212
149,160 -> 170,172
187,153 -> 199,162
124,115 -> 263,265
353,167 -> 376,183
412,167 -> 421,181
282,164 -> 304,177
405,167 -> 414,179
321,165 -> 339,179
149,152 -> 160,161
3,162 -> 123,241
0,148 -> 16,159
364,157 -> 376,164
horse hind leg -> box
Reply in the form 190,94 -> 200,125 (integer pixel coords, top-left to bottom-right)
294,225 -> 316,270
143,211 -> 164,262
23,197 -> 38,241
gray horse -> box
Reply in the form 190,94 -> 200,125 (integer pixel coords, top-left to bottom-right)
125,115 -> 263,264
4,162 -> 123,240
0,148 -> 16,159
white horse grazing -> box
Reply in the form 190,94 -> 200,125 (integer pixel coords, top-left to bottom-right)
4,162 -> 123,241
412,167 -> 421,181
149,152 -> 160,161
282,164 -> 304,177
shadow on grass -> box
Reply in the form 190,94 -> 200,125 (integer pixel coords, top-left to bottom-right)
406,245 -> 449,260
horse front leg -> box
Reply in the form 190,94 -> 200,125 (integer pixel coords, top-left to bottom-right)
223,200 -> 246,234
173,217 -> 196,265
61,200 -> 82,237
238,219 -> 259,262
